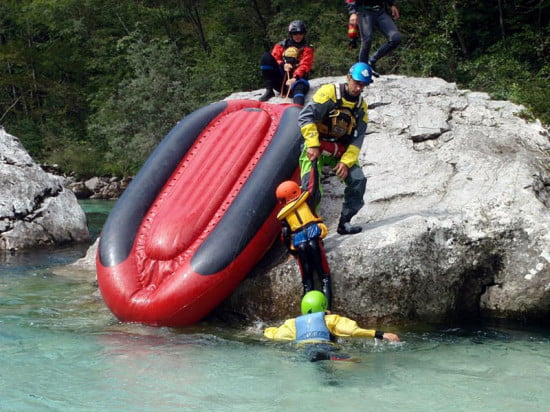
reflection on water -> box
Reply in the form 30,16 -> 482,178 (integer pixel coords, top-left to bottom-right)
0,200 -> 549,411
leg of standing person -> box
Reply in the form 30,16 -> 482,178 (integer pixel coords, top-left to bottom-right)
299,151 -> 323,213
367,10 -> 401,70
355,11 -> 376,64
296,242 -> 314,296
307,238 -> 332,310
337,164 -> 367,235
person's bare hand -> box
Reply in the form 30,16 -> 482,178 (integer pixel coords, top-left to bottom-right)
383,332 -> 400,342
307,147 -> 320,161
333,162 -> 349,179
391,6 -> 400,20
286,77 -> 297,87
349,13 -> 358,25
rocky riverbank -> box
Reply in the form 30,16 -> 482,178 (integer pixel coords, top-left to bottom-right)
65,175 -> 132,200
0,127 -> 89,250
38,164 -> 131,200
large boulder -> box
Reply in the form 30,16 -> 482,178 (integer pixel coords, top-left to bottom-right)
0,126 -> 89,250
79,76 -> 549,325
219,75 -> 550,325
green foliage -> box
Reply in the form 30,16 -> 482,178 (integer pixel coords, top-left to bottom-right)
311,10 -> 351,77
456,26 -> 550,125
46,141 -> 107,180
509,69 -> 550,126
11,119 -> 45,156
0,0 -> 548,177
88,33 -> 193,175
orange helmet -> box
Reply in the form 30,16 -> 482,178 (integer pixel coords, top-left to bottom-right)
276,180 -> 301,203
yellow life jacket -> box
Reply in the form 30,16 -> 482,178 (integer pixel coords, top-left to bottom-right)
277,192 -> 323,232
283,46 -> 300,62
282,39 -> 303,66
316,83 -> 362,140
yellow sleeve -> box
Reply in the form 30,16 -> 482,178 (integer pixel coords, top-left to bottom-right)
325,314 -> 376,338
360,101 -> 369,123
339,144 -> 360,168
263,318 -> 297,341
298,83 -> 338,149
300,123 -> 320,148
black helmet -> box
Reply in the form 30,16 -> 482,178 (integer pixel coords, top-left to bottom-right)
288,20 -> 307,35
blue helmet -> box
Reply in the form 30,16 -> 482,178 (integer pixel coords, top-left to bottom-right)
348,62 -> 373,85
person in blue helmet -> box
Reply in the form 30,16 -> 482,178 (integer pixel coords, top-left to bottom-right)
264,291 -> 400,362
345,0 -> 401,76
298,62 -> 372,236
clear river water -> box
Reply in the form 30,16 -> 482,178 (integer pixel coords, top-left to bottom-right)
0,200 -> 548,411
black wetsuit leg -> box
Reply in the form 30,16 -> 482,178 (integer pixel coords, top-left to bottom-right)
296,243 -> 314,294
259,52 -> 284,94
308,239 -> 332,310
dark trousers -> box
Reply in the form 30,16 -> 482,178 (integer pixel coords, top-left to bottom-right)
295,238 -> 332,309
259,52 -> 309,100
300,153 -> 367,224
356,9 -> 401,65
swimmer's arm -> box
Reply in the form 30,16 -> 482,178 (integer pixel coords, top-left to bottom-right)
263,319 -> 297,341
326,314 -> 400,342
325,314 -> 376,338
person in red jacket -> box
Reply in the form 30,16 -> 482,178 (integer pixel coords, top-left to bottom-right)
259,20 -> 314,105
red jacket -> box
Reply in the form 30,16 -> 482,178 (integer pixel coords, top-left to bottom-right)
271,40 -> 314,80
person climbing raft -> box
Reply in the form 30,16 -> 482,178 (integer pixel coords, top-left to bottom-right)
276,179 -> 332,309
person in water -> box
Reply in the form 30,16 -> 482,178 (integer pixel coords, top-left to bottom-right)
276,179 -> 332,309
264,291 -> 400,362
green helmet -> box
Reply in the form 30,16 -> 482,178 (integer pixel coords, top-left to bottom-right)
301,291 -> 328,315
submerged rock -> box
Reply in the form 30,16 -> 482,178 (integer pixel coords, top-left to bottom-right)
0,127 -> 89,250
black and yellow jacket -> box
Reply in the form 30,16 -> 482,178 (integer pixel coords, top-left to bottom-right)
298,83 -> 368,168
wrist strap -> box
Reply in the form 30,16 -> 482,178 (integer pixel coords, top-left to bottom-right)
375,330 -> 384,340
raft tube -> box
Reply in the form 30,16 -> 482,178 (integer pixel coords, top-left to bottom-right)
96,100 -> 302,326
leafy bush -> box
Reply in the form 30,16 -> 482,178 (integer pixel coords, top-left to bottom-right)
88,34 -> 193,175
46,141 -> 106,179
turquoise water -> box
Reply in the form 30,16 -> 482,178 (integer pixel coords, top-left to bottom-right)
1,200 -> 549,411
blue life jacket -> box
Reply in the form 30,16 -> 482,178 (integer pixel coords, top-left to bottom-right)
292,223 -> 321,247
295,312 -> 331,342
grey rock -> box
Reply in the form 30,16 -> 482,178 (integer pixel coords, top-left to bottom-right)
220,75 -> 550,325
80,75 -> 549,325
0,126 -> 89,250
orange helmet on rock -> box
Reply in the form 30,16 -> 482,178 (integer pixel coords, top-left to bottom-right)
276,181 -> 301,203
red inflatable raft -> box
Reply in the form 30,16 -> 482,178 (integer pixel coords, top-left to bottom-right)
96,100 -> 302,326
